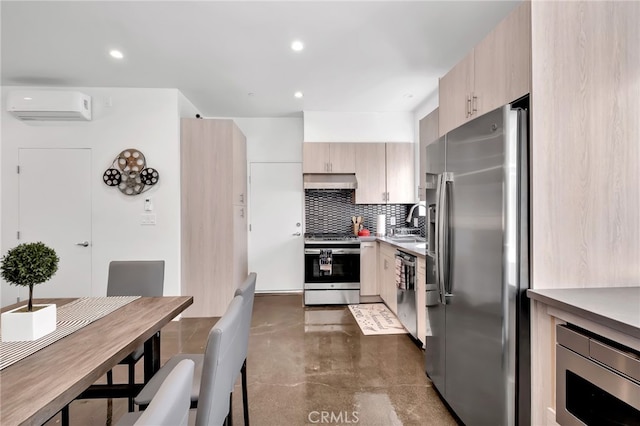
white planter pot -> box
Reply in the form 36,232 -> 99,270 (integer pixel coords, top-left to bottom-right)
1,304 -> 57,342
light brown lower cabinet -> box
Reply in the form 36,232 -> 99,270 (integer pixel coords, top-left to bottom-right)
378,242 -> 397,314
360,242 -> 378,296
417,257 -> 426,347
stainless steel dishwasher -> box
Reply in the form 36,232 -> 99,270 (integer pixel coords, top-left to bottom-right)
395,250 -> 417,339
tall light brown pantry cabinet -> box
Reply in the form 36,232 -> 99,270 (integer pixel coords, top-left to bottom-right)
181,118 -> 248,317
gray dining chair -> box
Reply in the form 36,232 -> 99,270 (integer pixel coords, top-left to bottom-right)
232,272 -> 257,426
135,291 -> 248,426
116,359 -> 194,426
107,260 -> 165,411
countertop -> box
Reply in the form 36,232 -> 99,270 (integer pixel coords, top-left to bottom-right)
527,287 -> 640,339
361,236 -> 427,259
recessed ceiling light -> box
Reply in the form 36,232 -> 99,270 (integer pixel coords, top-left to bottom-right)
291,40 -> 304,52
23,97 -> 32,101
109,49 -> 124,59
294,91 -> 303,99
403,93 -> 414,99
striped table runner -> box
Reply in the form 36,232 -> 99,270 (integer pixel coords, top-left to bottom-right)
0,296 -> 140,370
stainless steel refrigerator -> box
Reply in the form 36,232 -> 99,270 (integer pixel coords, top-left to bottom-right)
424,98 -> 530,426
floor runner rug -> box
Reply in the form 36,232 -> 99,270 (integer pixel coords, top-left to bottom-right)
348,303 -> 407,335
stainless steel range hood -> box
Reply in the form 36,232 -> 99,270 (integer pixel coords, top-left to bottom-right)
303,173 -> 358,190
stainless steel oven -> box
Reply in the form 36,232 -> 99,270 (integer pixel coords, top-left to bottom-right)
556,324 -> 640,426
304,233 -> 360,305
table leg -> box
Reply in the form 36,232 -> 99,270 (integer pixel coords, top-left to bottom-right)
144,331 -> 161,383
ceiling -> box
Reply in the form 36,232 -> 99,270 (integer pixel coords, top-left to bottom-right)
1,1 -> 520,118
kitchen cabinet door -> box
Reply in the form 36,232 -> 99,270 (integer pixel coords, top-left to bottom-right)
302,143 -> 330,173
439,2 -> 530,137
386,143 -> 416,204
329,143 -> 356,173
181,118 -> 249,318
419,109 -> 439,201
417,257 -> 426,348
474,1 -> 531,116
379,243 -> 398,314
355,143 -> 387,204
439,51 -> 474,137
360,242 -> 378,296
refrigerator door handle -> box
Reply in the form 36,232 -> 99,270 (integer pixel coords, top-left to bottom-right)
436,173 -> 447,304
434,174 -> 442,303
441,172 -> 453,299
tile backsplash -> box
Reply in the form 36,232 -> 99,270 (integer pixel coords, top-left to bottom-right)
305,190 -> 423,235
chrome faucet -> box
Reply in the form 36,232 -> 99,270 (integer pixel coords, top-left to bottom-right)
405,201 -> 426,223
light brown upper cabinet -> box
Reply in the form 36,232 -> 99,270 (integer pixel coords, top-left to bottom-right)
302,142 -> 356,173
355,143 -> 415,204
439,2 -> 531,136
419,108 -> 439,201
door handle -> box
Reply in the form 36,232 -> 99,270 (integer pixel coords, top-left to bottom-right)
76,241 -> 89,247
292,232 -> 301,236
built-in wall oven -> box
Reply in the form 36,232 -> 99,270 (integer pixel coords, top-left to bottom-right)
304,233 -> 360,305
556,324 -> 640,426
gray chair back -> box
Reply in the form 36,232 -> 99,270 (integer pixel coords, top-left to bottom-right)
134,359 -> 194,426
195,295 -> 245,426
107,260 -> 165,296
233,273 -> 257,379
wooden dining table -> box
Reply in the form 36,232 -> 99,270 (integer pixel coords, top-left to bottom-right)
0,296 -> 193,426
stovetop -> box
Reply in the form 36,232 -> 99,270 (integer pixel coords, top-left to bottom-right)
304,232 -> 360,242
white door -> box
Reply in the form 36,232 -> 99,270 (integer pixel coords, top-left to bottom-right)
249,162 -> 303,292
18,148 -> 92,298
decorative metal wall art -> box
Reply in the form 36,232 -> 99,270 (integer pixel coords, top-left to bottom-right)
103,149 -> 159,196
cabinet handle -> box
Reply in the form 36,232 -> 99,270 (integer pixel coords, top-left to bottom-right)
471,94 -> 478,116
330,163 -> 333,172
466,95 -> 472,118
386,192 -> 390,202
240,208 -> 244,218
382,192 -> 386,202
240,193 -> 244,204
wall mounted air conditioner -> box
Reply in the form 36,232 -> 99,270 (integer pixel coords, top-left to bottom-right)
7,90 -> 92,121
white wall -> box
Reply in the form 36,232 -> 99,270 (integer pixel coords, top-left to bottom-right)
1,87 -> 194,306
303,111 -> 414,143
233,117 -> 303,290
235,117 -> 303,163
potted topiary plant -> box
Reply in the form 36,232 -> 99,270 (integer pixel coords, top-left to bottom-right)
1,242 -> 60,341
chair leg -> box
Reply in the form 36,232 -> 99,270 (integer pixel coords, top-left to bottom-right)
128,363 -> 136,412
107,369 -> 113,386
227,393 -> 233,426
241,359 -> 249,426
61,405 -> 70,426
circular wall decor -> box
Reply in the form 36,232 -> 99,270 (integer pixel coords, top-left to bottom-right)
103,149 -> 159,195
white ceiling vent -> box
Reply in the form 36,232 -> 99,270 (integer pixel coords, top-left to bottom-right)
7,90 -> 92,121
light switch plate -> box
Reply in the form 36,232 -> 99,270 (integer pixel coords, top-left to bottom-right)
390,216 -> 396,226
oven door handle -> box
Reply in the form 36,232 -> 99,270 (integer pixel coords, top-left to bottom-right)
304,249 -> 360,255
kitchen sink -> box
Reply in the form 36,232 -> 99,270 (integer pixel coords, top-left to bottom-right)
388,236 -> 426,243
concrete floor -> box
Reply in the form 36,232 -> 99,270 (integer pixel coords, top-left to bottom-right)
46,294 -> 457,425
